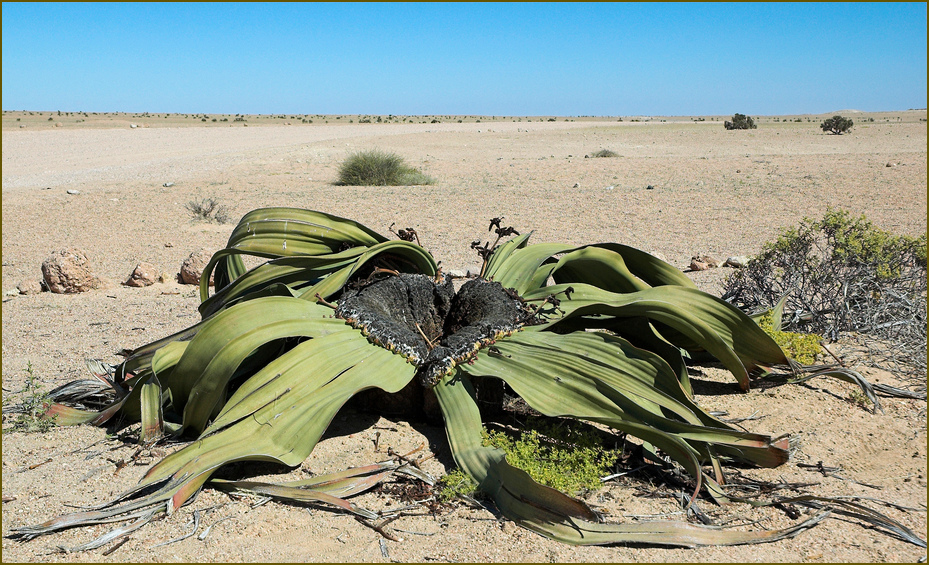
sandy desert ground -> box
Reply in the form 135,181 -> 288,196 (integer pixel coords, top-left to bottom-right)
1,110 -> 926,562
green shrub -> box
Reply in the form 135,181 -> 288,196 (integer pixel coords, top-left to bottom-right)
755,312 -> 821,365
724,113 -> 757,130
336,149 -> 434,186
3,363 -> 57,433
821,115 -> 853,134
436,468 -> 479,502
481,418 -> 619,495
723,209 -> 926,375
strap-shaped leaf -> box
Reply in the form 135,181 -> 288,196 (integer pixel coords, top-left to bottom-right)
226,207 -> 387,251
199,248 -> 367,316
587,243 -> 697,289
139,376 -> 164,443
465,331 -> 789,468
294,240 -> 439,301
483,231 -> 534,276
18,332 -> 416,539
525,283 -> 790,389
484,242 -> 574,294
204,207 -> 388,299
550,246 -> 651,294
163,296 -> 349,433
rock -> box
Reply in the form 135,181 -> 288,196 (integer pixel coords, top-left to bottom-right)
124,262 -> 159,287
17,280 -> 44,295
573,182 -> 580,188
66,189 -> 80,195
646,184 -> 655,190
130,123 -> 138,128
699,255 -> 719,268
163,182 -> 175,187
179,249 -> 215,286
689,258 -> 709,271
723,256 -> 750,268
689,255 -> 719,271
54,122 -> 62,127
41,248 -> 105,293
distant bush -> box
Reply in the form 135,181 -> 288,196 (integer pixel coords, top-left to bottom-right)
724,113 -> 757,130
590,149 -> 619,158
336,149 -> 434,186
186,197 -> 233,224
821,115 -> 854,134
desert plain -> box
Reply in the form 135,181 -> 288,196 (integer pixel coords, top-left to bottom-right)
1,109 -> 927,562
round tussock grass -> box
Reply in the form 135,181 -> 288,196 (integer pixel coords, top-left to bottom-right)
336,149 -> 434,186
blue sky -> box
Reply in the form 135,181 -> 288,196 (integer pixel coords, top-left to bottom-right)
2,2 -> 926,116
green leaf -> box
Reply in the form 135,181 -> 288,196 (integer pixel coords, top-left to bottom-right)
163,296 -> 350,434
484,242 -> 574,294
525,283 -> 790,389
139,377 -> 164,443
550,246 -> 651,294
204,207 -> 389,299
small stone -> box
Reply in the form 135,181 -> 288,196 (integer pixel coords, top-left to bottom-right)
41,248 -> 105,293
646,184 -> 654,190
723,256 -> 750,268
124,262 -> 159,287
689,258 -> 709,271
164,242 -> 174,248
17,280 -> 44,295
690,255 -> 719,271
698,255 -> 719,268
163,182 -> 175,187
573,183 -> 580,188
66,189 -> 80,195
179,249 -> 216,286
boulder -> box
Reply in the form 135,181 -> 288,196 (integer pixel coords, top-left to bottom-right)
124,262 -> 159,287
179,249 -> 215,286
41,248 -> 105,293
